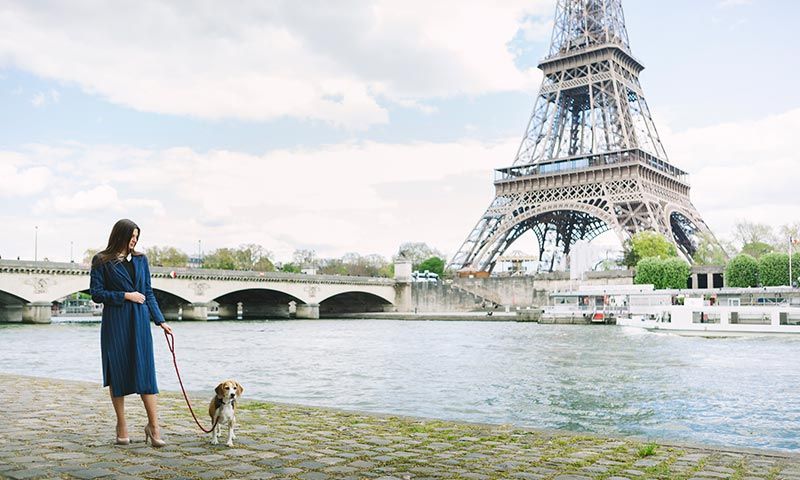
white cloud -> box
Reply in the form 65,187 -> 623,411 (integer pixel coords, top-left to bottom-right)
519,16 -> 553,42
0,138 -> 510,261
31,184 -> 167,217
0,1 -> 550,128
30,92 -> 45,107
2,107 -> 796,263
663,107 -> 800,239
30,88 -> 59,108
0,154 -> 53,196
717,0 -> 752,7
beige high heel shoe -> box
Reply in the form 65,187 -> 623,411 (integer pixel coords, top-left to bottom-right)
115,425 -> 130,445
144,425 -> 166,448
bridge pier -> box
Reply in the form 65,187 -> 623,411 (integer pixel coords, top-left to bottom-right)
161,304 -> 181,321
22,302 -> 52,324
394,259 -> 413,313
217,303 -> 239,320
0,304 -> 23,323
295,303 -> 319,320
181,303 -> 211,321
241,303 -> 290,319
393,282 -> 413,313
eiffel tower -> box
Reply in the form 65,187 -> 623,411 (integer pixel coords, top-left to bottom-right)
449,0 -> 717,273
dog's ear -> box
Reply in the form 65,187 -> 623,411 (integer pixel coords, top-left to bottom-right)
235,381 -> 244,396
215,382 -> 224,398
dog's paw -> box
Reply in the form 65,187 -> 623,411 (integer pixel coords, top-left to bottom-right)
211,438 -> 219,445
226,441 -> 234,447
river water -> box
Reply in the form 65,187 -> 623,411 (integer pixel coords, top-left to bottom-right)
1,318 -> 798,451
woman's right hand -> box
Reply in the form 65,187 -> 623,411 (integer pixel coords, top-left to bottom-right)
124,292 -> 146,304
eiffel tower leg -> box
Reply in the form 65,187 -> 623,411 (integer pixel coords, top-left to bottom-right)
664,203 -> 723,261
447,198 -> 508,272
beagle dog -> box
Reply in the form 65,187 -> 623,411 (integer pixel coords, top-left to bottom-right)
208,380 -> 244,446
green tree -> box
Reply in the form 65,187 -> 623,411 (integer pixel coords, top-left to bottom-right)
200,244 -> 274,271
318,258 -> 348,276
317,253 -> 392,277
417,256 -> 445,277
237,244 -> 275,272
793,254 -> 800,286
725,254 -> 759,287
622,231 -> 678,267
634,257 -> 662,288
661,258 -> 691,289
279,262 -> 302,273
692,232 -> 728,266
144,246 -> 189,267
758,252 -> 790,286
634,257 -> 689,289
740,241 -> 773,260
202,248 -> 238,270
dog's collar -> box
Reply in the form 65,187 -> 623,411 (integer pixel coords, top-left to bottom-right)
215,397 -> 236,408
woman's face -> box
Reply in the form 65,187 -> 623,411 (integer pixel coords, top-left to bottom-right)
128,229 -> 139,251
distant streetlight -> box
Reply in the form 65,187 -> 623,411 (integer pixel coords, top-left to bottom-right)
791,236 -> 797,287
34,226 -> 38,262
70,241 -> 74,263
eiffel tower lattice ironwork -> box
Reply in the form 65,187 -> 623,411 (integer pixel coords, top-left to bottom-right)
448,0 -> 717,273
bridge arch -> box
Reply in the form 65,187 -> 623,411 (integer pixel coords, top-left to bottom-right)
0,290 -> 29,306
473,202 -> 618,272
214,287 -> 307,319
319,291 -> 394,315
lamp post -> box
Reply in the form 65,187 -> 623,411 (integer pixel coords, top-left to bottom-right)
34,226 -> 38,262
790,236 -> 794,287
70,241 -> 74,263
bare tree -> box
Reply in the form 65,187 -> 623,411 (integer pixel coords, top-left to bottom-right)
732,220 -> 776,248
776,222 -> 800,252
396,242 -> 444,268
292,249 -> 317,268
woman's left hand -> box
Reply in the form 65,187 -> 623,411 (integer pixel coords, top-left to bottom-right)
159,322 -> 173,334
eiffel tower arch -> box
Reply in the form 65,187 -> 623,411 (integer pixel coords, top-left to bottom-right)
449,0 -> 718,273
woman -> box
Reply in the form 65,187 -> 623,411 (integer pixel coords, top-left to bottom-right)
89,219 -> 173,447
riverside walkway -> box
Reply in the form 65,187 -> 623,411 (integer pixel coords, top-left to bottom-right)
1,373 -> 798,480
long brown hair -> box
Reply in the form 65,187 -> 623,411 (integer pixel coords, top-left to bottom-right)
93,219 -> 143,266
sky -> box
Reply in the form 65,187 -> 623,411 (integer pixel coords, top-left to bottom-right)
0,0 -> 798,265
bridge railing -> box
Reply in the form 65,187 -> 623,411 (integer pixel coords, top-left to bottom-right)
0,260 -> 395,285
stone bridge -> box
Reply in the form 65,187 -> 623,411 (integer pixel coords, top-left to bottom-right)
0,260 -> 410,323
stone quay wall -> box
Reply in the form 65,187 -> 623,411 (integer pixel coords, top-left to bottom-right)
1,372 -> 798,480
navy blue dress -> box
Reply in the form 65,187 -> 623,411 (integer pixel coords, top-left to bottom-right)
89,254 -> 166,397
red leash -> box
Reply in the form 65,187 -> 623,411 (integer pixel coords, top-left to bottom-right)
164,330 -> 218,434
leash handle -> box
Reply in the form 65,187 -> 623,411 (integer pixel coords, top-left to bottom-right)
164,330 -> 219,434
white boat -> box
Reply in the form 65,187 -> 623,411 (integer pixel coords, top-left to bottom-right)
618,297 -> 800,336
545,284 -> 800,333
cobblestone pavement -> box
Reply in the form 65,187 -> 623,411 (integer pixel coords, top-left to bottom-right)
2,373 -> 799,480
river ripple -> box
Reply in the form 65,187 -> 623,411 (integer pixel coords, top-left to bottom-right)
1,318 -> 799,451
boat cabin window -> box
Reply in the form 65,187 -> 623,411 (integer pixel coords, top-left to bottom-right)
737,313 -> 772,325
727,298 -> 741,307
781,312 -> 800,326
757,297 -> 787,305
692,311 -> 720,324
